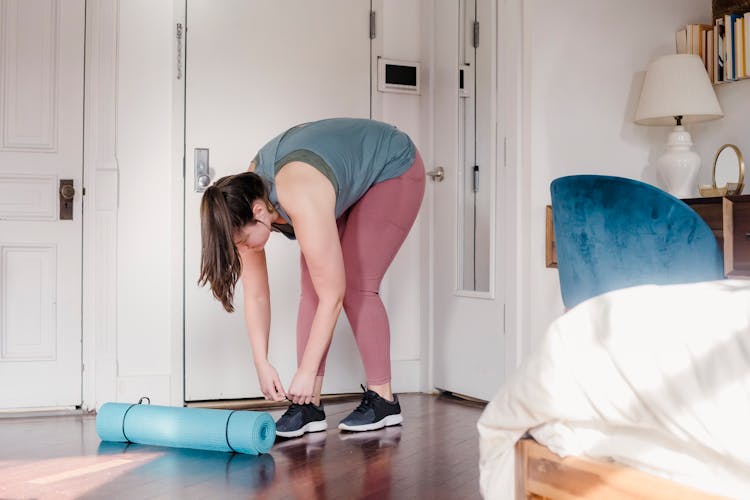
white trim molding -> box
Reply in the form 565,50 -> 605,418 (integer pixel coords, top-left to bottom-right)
81,0 -> 119,411
170,0 -> 186,407
505,0 -> 530,369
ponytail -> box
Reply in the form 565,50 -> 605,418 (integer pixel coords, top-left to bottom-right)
198,172 -> 270,312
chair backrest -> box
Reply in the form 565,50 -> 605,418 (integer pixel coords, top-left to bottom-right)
551,175 -> 724,308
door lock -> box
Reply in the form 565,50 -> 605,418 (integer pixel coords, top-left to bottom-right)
59,180 -> 75,220
194,148 -> 212,193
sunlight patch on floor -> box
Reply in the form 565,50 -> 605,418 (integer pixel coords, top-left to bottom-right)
0,451 -> 163,499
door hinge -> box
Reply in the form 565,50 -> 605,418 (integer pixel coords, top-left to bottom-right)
176,23 -> 184,80
473,21 -> 479,48
473,165 -> 479,192
370,11 -> 376,39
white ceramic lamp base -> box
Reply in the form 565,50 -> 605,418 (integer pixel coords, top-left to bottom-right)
655,125 -> 700,199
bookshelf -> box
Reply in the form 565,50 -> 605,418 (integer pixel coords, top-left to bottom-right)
676,2 -> 750,85
714,75 -> 750,85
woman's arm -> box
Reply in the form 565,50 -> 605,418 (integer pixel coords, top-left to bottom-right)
239,246 -> 285,401
276,162 -> 345,402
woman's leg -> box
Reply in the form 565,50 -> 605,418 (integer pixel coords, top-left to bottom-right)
297,217 -> 349,405
297,254 -> 325,405
340,151 -> 425,397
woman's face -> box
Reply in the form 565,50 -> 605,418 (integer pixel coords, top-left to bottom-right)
233,201 -> 274,252
233,220 -> 271,252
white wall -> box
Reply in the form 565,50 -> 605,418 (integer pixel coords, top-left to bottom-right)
693,80 -> 750,187
522,0 -> 711,350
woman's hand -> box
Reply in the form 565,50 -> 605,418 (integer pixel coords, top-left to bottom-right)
255,360 -> 286,402
286,367 -> 317,405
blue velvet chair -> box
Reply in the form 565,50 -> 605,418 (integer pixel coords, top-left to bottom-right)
550,175 -> 724,309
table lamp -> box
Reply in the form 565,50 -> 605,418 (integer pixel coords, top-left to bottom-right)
635,54 -> 723,198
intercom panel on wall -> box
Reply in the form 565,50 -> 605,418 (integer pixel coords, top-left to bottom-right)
377,58 -> 420,95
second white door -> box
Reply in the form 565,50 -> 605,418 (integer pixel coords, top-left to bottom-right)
432,0 -> 505,401
184,1 -> 372,401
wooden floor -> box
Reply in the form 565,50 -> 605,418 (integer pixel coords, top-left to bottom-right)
0,393 -> 484,499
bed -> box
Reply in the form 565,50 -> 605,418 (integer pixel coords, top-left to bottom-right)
478,279 -> 750,499
515,438 -> 721,499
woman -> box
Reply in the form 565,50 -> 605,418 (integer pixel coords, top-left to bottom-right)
199,118 -> 425,437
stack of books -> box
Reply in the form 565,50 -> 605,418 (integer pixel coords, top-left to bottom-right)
676,12 -> 750,83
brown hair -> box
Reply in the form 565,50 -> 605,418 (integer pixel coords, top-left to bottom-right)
198,172 -> 271,312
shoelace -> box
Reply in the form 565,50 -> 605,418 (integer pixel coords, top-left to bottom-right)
352,384 -> 376,414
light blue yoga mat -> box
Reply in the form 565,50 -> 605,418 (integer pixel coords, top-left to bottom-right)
96,402 -> 276,454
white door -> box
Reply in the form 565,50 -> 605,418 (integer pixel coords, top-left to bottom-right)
432,0 -> 504,401
0,0 -> 84,409
184,1 -> 372,401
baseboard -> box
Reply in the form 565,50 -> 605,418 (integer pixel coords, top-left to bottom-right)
391,359 -> 421,393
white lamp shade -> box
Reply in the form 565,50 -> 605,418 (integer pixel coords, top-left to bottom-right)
635,54 -> 723,125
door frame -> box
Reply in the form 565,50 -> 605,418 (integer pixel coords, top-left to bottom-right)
497,0 -> 529,375
81,0 -> 120,410
81,0 -> 187,410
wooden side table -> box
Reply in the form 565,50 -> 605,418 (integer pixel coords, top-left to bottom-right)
683,195 -> 750,277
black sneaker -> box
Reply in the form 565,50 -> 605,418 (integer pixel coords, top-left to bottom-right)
338,385 -> 403,432
275,403 -> 328,438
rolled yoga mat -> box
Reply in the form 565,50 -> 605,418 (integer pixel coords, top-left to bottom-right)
96,402 -> 276,454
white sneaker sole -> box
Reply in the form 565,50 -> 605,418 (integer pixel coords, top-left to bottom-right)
338,413 -> 403,432
276,419 -> 328,438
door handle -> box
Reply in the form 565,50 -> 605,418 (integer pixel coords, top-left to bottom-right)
194,148 -> 212,192
59,179 -> 74,220
426,166 -> 445,182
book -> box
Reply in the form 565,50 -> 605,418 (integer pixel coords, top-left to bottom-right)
707,29 -> 714,80
694,24 -> 712,59
746,13 -> 750,79
693,24 -> 701,54
716,17 -> 725,82
724,14 -> 742,79
701,24 -> 713,58
676,28 -> 688,53
737,17 -> 746,78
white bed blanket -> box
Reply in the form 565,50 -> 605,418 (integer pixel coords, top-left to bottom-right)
478,280 -> 750,499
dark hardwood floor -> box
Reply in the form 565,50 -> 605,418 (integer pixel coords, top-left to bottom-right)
0,393 -> 484,499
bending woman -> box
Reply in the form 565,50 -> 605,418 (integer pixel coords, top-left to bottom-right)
199,118 -> 425,437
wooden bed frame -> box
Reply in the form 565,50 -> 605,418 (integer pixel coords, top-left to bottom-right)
515,438 -> 723,499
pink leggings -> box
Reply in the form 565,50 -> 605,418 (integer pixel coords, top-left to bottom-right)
297,151 -> 425,385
